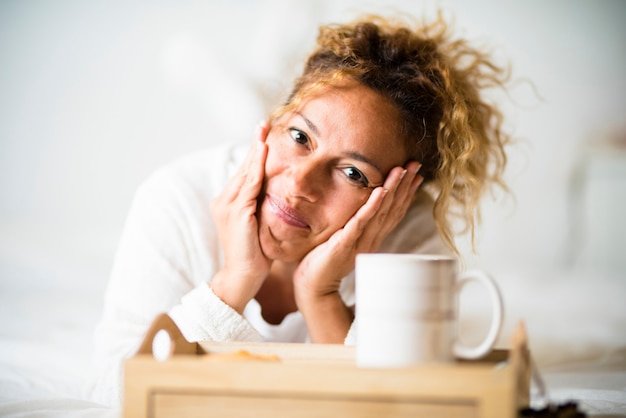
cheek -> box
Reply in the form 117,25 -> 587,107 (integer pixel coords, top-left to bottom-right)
264,137 -> 289,178
322,191 -> 370,230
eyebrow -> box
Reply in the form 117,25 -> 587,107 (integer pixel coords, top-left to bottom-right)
296,111 -> 320,137
343,151 -> 383,175
296,111 -> 384,175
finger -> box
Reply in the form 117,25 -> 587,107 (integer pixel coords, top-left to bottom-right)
255,120 -> 270,143
377,162 -> 421,224
338,166 -> 403,242
388,161 -> 422,217
357,162 -> 422,249
221,121 -> 270,202
237,122 -> 270,203
410,173 -> 424,194
246,120 -> 270,182
370,166 -> 408,227
241,121 -> 270,176
333,186 -> 387,248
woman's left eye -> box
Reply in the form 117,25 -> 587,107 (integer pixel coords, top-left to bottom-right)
288,128 -> 310,146
341,166 -> 370,187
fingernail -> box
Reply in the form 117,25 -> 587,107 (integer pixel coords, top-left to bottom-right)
399,169 -> 408,180
256,120 -> 268,134
408,162 -> 421,174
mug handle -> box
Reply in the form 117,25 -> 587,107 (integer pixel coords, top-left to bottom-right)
453,269 -> 504,359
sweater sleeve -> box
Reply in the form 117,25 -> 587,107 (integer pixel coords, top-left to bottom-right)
169,284 -> 263,342
91,145 -> 261,407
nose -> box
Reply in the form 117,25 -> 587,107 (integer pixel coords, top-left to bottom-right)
286,158 -> 325,202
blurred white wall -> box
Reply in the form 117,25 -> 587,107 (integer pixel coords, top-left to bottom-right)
1,0 -> 625,281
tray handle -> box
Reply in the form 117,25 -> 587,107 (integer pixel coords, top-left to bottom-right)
136,313 -> 199,358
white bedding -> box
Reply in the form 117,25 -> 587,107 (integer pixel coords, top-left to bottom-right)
0,224 -> 116,417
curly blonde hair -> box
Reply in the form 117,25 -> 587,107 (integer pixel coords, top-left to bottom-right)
270,13 -> 512,255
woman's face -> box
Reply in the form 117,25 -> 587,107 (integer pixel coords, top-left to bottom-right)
258,81 -> 409,262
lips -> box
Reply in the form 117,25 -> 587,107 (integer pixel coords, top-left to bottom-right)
267,195 -> 310,229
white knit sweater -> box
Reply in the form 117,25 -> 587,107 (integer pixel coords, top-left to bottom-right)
91,141 -> 447,406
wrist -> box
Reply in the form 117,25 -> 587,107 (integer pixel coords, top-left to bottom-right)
293,270 -> 342,304
296,291 -> 353,344
210,269 -> 264,314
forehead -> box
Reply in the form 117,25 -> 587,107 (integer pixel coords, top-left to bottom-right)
293,82 -> 409,170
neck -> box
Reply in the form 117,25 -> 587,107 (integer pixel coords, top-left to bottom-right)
254,260 -> 299,325
269,260 -> 298,283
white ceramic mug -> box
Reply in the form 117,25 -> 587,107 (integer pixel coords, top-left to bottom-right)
355,254 -> 503,367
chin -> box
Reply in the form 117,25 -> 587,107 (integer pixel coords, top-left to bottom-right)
258,225 -> 312,263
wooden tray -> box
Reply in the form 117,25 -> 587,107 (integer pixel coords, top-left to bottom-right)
124,313 -> 530,418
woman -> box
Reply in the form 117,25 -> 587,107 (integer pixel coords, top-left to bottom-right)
93,13 -> 510,405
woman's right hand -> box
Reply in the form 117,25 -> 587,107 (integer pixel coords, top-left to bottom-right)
209,121 -> 271,314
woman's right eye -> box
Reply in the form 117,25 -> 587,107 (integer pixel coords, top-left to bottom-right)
288,128 -> 310,147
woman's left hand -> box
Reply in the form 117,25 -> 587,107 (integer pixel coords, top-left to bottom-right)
293,161 -> 423,342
